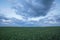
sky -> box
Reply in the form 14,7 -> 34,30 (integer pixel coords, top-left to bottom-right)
0,0 -> 60,27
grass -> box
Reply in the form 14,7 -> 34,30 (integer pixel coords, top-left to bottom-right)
0,27 -> 60,40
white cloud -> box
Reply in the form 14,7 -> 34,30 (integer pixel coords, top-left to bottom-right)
2,20 -> 11,23
1,19 -> 12,24
0,8 -> 25,21
27,16 -> 45,21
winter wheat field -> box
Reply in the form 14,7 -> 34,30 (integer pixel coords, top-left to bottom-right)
0,0 -> 60,40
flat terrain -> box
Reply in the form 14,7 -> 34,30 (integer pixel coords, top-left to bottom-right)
0,27 -> 60,40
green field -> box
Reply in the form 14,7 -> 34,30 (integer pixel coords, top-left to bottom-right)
0,27 -> 60,40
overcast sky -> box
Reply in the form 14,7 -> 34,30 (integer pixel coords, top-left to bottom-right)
0,0 -> 60,27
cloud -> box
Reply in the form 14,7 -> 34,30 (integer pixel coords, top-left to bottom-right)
0,16 -> 12,24
0,7 -> 25,21
0,0 -> 60,26
27,16 -> 45,21
1,19 -> 12,24
24,0 -> 60,26
10,0 -> 54,17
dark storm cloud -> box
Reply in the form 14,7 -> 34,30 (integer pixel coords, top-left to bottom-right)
0,16 -> 8,24
30,0 -> 54,17
0,16 -> 8,20
55,15 -> 60,22
41,0 -> 54,15
12,0 -> 54,17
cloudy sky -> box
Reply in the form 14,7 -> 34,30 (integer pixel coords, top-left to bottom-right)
0,0 -> 60,26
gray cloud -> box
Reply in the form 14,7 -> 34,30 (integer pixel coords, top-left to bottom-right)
12,0 -> 54,17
